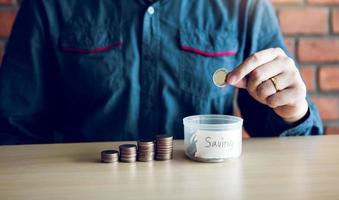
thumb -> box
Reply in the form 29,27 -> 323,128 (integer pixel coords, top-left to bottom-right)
226,73 -> 247,89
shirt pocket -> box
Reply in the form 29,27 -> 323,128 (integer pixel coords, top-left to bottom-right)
58,25 -> 124,97
178,28 -> 238,98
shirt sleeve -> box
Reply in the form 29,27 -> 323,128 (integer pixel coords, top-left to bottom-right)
237,0 -> 324,136
0,0 -> 56,144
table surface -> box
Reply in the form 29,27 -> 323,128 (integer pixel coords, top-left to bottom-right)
1,136 -> 339,200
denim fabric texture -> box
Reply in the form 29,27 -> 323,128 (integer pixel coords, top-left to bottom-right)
0,0 -> 323,144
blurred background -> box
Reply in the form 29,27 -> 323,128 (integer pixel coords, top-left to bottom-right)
0,0 -> 338,135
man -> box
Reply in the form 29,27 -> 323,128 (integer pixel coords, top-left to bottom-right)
0,0 -> 323,144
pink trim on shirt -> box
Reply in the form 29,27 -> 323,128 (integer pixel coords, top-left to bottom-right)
181,45 -> 237,57
62,41 -> 123,54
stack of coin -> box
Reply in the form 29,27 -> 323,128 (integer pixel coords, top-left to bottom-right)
101,150 -> 119,163
119,144 -> 137,163
155,135 -> 173,160
137,139 -> 155,162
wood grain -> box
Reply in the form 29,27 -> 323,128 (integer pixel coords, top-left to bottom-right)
1,136 -> 339,200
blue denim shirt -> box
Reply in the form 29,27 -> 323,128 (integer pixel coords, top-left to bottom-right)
0,0 -> 323,144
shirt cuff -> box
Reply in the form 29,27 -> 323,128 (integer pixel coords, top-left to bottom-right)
268,98 -> 323,136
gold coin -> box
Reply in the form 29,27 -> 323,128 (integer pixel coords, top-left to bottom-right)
213,68 -> 228,87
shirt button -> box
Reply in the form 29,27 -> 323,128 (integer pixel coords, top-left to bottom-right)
147,6 -> 155,15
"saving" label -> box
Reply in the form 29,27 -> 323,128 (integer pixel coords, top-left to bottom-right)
195,129 -> 242,159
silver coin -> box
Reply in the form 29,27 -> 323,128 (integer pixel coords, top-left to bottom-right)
119,144 -> 137,150
101,150 -> 119,163
138,139 -> 155,145
101,150 -> 119,156
120,158 -> 137,163
156,154 -> 173,160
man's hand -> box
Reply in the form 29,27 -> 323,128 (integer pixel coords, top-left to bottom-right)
227,48 -> 308,124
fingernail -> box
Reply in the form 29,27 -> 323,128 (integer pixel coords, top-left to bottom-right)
227,74 -> 237,85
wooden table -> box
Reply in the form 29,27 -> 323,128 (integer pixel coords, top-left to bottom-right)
1,136 -> 339,200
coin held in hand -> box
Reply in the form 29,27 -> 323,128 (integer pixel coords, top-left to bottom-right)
213,68 -> 229,87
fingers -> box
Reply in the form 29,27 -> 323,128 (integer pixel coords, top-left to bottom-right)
255,79 -> 277,104
255,70 -> 298,103
227,48 -> 285,85
246,55 -> 288,93
224,47 -> 309,123
266,86 -> 306,108
230,76 -> 247,89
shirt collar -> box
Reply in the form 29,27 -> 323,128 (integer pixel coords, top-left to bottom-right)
137,0 -> 160,6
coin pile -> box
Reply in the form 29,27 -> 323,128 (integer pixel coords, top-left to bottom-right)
119,144 -> 137,163
101,150 -> 119,163
155,135 -> 173,160
137,139 -> 155,162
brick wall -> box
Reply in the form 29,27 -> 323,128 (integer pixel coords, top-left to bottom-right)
0,0 -> 338,134
273,0 -> 339,134
0,0 -> 17,63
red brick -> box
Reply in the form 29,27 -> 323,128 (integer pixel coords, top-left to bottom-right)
271,0 -> 303,3
308,0 -> 339,4
0,0 -> 12,5
0,11 -> 17,37
325,125 -> 339,135
284,38 -> 295,56
319,66 -> 339,91
312,96 -> 339,120
300,66 -> 316,91
333,9 -> 339,33
298,39 -> 339,63
279,8 -> 328,35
